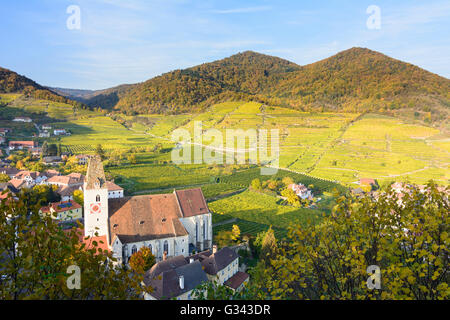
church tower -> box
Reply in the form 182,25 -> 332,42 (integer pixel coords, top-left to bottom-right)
83,155 -> 110,244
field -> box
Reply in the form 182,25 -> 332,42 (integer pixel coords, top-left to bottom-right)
0,95 -> 448,238
209,189 -> 325,229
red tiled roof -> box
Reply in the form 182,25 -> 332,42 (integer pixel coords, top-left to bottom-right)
106,181 -> 123,191
175,188 -> 209,217
108,193 -> 188,244
224,271 -> 249,290
49,200 -> 82,213
9,141 -> 36,147
8,178 -> 25,189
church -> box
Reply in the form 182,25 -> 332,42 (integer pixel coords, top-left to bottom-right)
83,156 -> 213,265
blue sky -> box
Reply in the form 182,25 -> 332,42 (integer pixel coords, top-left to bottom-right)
1,0 -> 449,90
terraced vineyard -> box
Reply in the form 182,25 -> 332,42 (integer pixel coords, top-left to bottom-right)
213,218 -> 288,240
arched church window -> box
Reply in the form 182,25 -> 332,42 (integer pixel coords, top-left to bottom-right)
203,219 -> 206,239
148,244 -> 152,254
131,245 -> 137,255
96,195 -> 100,202
163,240 -> 168,254
196,222 -> 199,240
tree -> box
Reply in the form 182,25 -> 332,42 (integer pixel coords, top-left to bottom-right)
282,176 -> 294,187
129,247 -> 156,274
96,144 -> 105,160
47,144 -> 58,157
250,178 -> 262,191
73,189 -> 84,206
42,141 -> 48,157
0,193 -> 150,299
0,173 -> 10,183
260,226 -> 277,264
128,154 -> 137,164
231,225 -> 241,241
281,187 -> 301,207
256,182 -> 449,300
215,230 -> 234,248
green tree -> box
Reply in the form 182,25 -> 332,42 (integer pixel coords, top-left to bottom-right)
257,182 -> 449,300
250,178 -> 262,191
96,144 -> 105,160
129,247 -> 156,274
0,173 -> 10,183
231,224 -> 241,241
260,226 -> 277,264
73,189 -> 84,206
281,187 -> 301,207
0,193 -> 150,299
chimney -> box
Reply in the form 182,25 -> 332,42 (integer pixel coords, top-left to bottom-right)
212,245 -> 217,254
179,275 -> 184,290
163,251 -> 167,261
189,258 -> 194,264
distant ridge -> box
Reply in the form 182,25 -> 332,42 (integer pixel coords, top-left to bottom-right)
0,67 -> 85,108
2,48 -> 449,124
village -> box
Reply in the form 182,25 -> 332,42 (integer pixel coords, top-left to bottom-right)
0,145 -> 251,300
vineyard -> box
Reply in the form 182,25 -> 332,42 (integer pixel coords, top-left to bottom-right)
213,218 -> 288,240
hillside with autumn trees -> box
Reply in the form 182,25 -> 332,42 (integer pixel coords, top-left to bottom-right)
0,67 -> 85,109
71,47 -> 449,124
2,48 -> 449,124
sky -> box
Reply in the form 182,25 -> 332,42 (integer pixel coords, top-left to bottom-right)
1,0 -> 449,90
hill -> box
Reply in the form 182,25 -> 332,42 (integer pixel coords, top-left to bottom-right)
0,67 -> 85,108
74,48 -> 449,124
261,48 -> 450,124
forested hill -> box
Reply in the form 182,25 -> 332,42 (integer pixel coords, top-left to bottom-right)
112,51 -> 301,114
3,48 -> 450,124
261,48 -> 450,118
0,67 -> 85,108
76,48 -> 449,123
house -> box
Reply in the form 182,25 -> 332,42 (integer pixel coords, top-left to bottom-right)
43,156 -> 63,166
56,185 -> 82,202
359,178 -> 379,190
9,141 -> 37,150
39,131 -> 50,138
8,178 -> 27,190
0,167 -> 19,178
14,170 -> 47,185
143,246 -> 249,300
143,255 -> 209,300
76,154 -> 89,165
289,183 -> 313,200
0,128 -> 10,136
197,246 -> 244,287
30,147 -> 42,157
40,200 -> 82,221
106,181 -> 124,198
47,173 -> 84,187
83,156 -> 212,266
41,125 -> 52,130
44,169 -> 60,178
13,117 -> 32,123
53,129 -> 66,136
0,137 -> 5,145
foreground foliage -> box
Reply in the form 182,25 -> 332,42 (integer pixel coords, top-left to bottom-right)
0,193 -> 148,299
255,182 -> 449,299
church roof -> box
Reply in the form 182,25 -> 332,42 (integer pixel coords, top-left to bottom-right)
107,188 -> 209,245
108,193 -> 186,244
175,188 -> 209,217
85,155 -> 106,189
